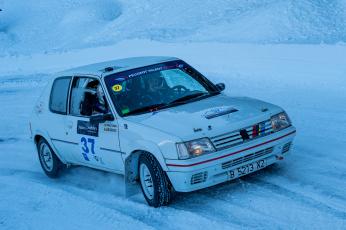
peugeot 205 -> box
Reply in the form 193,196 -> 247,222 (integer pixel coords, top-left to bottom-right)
30,56 -> 296,207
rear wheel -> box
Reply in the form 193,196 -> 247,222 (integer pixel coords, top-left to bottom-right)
37,138 -> 63,178
139,153 -> 173,207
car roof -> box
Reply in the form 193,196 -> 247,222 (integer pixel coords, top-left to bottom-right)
56,56 -> 180,77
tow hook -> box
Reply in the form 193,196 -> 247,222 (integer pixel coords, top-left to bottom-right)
276,155 -> 284,160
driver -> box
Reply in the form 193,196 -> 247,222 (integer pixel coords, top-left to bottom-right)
94,84 -> 108,114
145,72 -> 170,102
148,74 -> 165,91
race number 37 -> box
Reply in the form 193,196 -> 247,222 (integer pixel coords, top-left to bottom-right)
80,137 -> 95,161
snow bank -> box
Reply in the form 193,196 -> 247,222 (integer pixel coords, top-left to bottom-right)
0,0 -> 122,54
1,0 -> 346,55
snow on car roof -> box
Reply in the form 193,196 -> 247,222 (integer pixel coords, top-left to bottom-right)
57,56 -> 180,77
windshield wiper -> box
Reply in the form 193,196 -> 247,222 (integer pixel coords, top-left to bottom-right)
123,92 -> 218,116
123,103 -> 167,116
169,92 -> 209,105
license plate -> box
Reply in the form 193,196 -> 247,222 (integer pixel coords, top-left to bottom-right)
228,159 -> 266,179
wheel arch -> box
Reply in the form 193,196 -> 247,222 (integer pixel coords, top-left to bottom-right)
34,134 -> 43,145
33,132 -> 68,164
124,149 -> 170,197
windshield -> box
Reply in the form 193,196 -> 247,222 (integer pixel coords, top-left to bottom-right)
104,60 -> 219,116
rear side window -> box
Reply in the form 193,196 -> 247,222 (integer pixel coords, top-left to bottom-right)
49,77 -> 71,114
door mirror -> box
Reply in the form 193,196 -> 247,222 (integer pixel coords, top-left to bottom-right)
90,113 -> 114,124
215,83 -> 225,92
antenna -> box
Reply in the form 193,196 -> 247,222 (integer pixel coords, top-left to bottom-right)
104,67 -> 114,72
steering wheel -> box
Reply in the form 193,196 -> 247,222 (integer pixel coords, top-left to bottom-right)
140,94 -> 155,105
172,85 -> 189,93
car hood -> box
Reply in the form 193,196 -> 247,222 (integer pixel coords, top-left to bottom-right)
124,94 -> 282,141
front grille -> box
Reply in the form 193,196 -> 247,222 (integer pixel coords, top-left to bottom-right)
210,119 -> 273,151
191,171 -> 208,185
221,146 -> 274,170
282,142 -> 292,154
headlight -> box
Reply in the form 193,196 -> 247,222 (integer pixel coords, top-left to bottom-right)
176,138 -> 216,159
271,112 -> 291,132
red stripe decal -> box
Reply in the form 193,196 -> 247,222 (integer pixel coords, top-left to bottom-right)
166,130 -> 296,168
252,125 -> 258,137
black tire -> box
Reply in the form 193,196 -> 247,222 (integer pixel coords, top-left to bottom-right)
36,138 -> 64,178
139,153 -> 173,207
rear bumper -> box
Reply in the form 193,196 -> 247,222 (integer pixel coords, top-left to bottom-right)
165,126 -> 296,192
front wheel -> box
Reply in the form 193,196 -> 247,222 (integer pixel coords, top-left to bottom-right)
37,138 -> 64,178
139,153 -> 173,207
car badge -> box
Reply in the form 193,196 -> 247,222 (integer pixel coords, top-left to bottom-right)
240,129 -> 250,141
203,106 -> 238,119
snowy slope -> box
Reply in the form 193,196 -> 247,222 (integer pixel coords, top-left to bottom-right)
1,0 -> 346,54
0,41 -> 346,229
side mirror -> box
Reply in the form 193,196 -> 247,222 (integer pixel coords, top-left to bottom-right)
215,83 -> 225,92
90,113 -> 114,124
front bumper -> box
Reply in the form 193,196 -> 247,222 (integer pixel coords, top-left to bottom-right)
165,126 -> 296,192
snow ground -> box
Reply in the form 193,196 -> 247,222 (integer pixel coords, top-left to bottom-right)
0,41 -> 346,229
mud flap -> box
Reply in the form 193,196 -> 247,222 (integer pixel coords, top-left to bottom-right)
124,153 -> 141,197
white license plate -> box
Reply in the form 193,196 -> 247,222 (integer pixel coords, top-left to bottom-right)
228,159 -> 266,180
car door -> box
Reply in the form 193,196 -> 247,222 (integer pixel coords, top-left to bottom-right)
45,76 -> 76,163
64,76 -> 124,172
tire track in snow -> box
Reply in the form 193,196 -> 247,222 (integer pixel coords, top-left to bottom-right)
0,174 -> 155,230
0,168 -> 235,230
20,164 -> 246,229
0,137 -> 20,143
59,184 -> 240,230
187,178 -> 294,228
198,192 -> 288,228
172,191 -> 287,229
183,166 -> 346,228
0,168 -> 42,178
172,194 -> 253,229
0,165 -> 270,229
59,186 -> 164,230
264,176 -> 346,212
247,177 -> 346,220
257,163 -> 346,207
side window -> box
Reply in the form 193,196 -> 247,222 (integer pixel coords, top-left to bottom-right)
49,77 -> 71,114
69,77 -> 109,117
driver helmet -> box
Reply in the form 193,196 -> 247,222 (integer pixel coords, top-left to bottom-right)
96,84 -> 105,105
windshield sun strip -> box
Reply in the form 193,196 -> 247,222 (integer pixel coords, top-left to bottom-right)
104,60 -> 219,117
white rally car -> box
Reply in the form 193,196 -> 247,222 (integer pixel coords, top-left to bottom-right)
30,56 -> 296,207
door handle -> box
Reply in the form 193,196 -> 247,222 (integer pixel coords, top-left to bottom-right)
66,121 -> 73,129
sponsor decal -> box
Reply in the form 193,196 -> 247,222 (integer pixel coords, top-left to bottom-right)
252,124 -> 258,137
252,122 -> 267,137
104,123 -> 117,132
107,62 -> 184,86
112,84 -> 123,92
77,120 -> 99,137
259,122 -> 266,136
203,106 -> 238,119
128,66 -> 163,78
122,107 -> 130,115
93,155 -> 105,164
